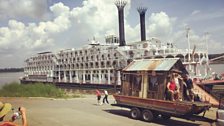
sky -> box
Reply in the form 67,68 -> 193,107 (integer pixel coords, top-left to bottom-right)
0,0 -> 223,68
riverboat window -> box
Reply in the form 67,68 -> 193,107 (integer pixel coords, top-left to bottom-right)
95,62 -> 99,67
144,50 -> 148,56
90,63 -> 93,67
153,50 -> 156,55
112,61 -> 116,66
106,61 -> 110,66
194,54 -> 199,62
113,53 -> 116,57
108,54 -> 110,59
101,62 -> 104,67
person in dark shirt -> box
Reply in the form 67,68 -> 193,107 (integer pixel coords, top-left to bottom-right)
183,74 -> 194,102
149,71 -> 158,91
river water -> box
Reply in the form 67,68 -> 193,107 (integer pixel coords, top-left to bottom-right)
0,64 -> 223,88
0,72 -> 24,88
209,64 -> 224,75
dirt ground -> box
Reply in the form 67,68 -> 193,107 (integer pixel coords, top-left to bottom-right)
0,95 -> 219,126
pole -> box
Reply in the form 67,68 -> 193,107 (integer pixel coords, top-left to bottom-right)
186,27 -> 191,71
205,32 -> 209,75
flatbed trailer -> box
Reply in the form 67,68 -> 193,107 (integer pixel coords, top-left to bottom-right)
112,94 -> 211,122
111,58 -> 212,122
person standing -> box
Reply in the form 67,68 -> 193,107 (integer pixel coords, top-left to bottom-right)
96,89 -> 102,105
174,73 -> 182,100
149,71 -> 158,91
103,90 -> 109,104
183,74 -> 194,102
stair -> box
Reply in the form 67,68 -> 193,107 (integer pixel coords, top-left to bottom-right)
193,83 -> 219,107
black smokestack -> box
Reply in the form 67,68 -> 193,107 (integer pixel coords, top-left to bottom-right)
115,0 -> 127,46
137,7 -> 147,41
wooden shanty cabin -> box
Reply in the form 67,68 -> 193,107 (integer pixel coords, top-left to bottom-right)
120,58 -> 188,100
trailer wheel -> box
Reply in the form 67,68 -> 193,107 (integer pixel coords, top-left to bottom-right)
161,115 -> 171,120
130,108 -> 141,119
142,110 -> 154,122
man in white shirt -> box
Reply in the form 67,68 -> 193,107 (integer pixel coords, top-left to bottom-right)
103,90 -> 109,104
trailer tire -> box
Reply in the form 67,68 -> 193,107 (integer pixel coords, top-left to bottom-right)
130,108 -> 141,119
142,110 -> 154,122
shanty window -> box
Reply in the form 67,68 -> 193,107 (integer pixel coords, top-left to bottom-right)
134,75 -> 142,91
148,71 -> 159,91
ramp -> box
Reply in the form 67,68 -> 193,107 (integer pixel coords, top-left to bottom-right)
193,83 -> 219,107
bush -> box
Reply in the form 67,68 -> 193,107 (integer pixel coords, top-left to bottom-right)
0,82 -> 79,98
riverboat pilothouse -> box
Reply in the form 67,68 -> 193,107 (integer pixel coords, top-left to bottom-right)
22,1 -> 210,88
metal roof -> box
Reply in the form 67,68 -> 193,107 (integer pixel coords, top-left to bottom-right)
123,58 -> 181,72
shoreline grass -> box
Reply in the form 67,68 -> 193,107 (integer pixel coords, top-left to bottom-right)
0,82 -> 81,98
